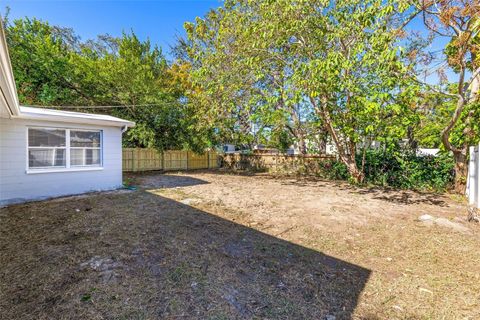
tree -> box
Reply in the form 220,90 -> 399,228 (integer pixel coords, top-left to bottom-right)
410,0 -> 479,193
5,17 -> 90,105
409,92 -> 452,148
4,16 -> 212,152
183,0 -> 415,182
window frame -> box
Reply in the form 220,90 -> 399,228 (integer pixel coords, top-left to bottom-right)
26,127 -> 103,174
69,129 -> 102,167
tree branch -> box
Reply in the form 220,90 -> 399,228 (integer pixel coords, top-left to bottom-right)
440,65 -> 467,155
407,72 -> 460,98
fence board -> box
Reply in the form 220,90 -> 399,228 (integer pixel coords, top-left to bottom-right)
123,148 -> 219,172
164,150 -> 188,171
221,153 -> 335,175
208,151 -> 218,168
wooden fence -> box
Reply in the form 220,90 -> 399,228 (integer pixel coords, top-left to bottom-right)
123,148 -> 219,172
221,153 -> 335,175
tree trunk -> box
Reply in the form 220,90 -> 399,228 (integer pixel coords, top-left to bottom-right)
453,150 -> 468,194
346,157 -> 364,184
318,136 -> 327,155
406,126 -> 418,151
310,96 -> 364,183
297,136 -> 307,155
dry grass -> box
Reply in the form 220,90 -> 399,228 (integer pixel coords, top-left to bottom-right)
1,171 -> 479,319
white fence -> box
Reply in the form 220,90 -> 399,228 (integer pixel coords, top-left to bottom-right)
467,143 -> 480,208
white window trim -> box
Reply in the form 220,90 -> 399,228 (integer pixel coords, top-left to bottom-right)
26,127 -> 104,174
70,147 -> 102,167
26,167 -> 104,174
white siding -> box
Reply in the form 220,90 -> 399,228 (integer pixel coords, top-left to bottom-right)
0,104 -> 9,118
0,117 -> 124,206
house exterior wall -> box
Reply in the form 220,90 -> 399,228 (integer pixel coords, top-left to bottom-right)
0,117 -> 124,206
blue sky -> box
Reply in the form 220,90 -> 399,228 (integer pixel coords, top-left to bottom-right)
1,0 -> 222,58
1,0 -> 454,83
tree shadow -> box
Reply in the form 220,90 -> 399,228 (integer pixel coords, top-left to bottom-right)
130,170 -> 450,208
216,171 -> 448,208
125,171 -> 210,189
272,175 -> 345,188
353,187 -> 449,207
0,190 -> 371,319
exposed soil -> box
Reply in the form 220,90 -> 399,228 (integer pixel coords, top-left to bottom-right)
1,170 -> 479,319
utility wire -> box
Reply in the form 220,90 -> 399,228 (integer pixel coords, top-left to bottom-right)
23,103 -> 181,109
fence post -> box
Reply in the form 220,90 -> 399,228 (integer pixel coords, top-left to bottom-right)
131,149 -> 135,172
468,146 -> 475,205
469,144 -> 480,208
207,152 -> 210,169
160,150 -> 165,170
477,143 -> 480,208
186,150 -> 190,170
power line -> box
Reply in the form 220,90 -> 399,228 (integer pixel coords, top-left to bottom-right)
23,103 -> 181,109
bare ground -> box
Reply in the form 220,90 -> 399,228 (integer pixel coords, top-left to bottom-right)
1,170 -> 479,319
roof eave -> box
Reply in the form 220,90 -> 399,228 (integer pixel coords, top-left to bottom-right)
0,19 -> 21,117
14,111 -> 135,128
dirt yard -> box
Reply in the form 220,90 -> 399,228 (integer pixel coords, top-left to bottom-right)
1,171 -> 479,319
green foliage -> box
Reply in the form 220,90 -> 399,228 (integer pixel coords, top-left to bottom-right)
316,150 -> 454,191
6,17 -> 83,105
4,16 -> 212,152
361,149 -> 454,191
316,159 -> 350,181
182,0 -> 418,179
268,128 -> 294,153
1,6 -> 469,192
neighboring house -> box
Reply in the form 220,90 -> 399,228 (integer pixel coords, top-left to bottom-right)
326,143 -> 338,156
417,148 -> 440,157
0,23 -> 134,206
252,145 -> 281,154
222,144 -> 237,153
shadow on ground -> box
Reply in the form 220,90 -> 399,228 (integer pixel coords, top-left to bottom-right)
126,171 -> 210,189
252,172 -> 449,207
276,174 -> 451,207
353,187 -> 449,207
0,189 -> 370,319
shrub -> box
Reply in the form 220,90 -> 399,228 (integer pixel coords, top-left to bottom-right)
358,149 -> 454,191
317,159 -> 350,180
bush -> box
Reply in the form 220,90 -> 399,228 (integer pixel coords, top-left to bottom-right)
317,159 -> 350,180
315,149 -> 454,191
359,149 -> 454,191
222,150 -> 455,191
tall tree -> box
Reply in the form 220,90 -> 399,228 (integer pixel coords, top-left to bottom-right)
184,0 -> 415,182
5,17 -> 89,105
410,0 -> 479,192
4,16 -> 212,152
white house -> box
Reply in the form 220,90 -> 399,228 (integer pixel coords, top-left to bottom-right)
416,148 -> 440,157
0,23 -> 134,206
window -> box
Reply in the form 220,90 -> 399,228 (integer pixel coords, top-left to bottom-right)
28,128 -> 66,168
70,130 -> 101,166
27,128 -> 102,171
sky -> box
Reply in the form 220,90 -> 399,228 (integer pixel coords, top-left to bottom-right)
1,0 -> 455,83
1,0 -> 222,59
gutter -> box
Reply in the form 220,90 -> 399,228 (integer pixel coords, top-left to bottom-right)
13,112 -> 135,128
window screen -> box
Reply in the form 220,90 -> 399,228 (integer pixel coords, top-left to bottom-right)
28,128 -> 66,168
27,128 -> 102,169
70,130 -> 101,166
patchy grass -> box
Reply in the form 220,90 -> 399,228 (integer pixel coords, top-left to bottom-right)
1,171 -> 479,319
